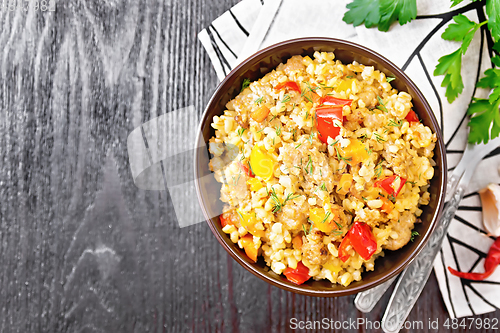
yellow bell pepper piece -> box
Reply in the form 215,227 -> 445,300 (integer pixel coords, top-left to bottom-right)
247,178 -> 264,192
340,139 -> 369,165
323,262 -> 342,273
337,173 -> 353,195
237,209 -> 265,238
249,145 -> 275,180
309,207 -> 339,233
336,78 -> 356,93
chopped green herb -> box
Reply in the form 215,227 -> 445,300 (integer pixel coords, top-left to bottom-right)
305,110 -> 310,120
295,143 -> 302,149
330,139 -> 339,146
275,125 -> 282,136
270,188 -> 301,213
388,119 -> 402,127
334,146 -> 352,164
320,211 -> 332,224
308,133 -> 315,144
292,129 -> 297,141
377,96 -> 388,113
237,127 -> 246,137
374,132 -> 386,143
320,183 -> 327,191
386,76 -> 396,83
281,94 -> 291,104
241,78 -> 250,92
334,220 -> 342,229
410,231 -> 420,242
306,155 -> 313,174
255,96 -> 264,105
302,224 -> 308,235
374,163 -> 383,178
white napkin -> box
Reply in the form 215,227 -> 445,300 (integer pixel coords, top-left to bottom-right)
198,0 -> 500,318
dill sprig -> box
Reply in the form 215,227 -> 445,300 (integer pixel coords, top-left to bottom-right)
255,96 -> 264,105
270,188 -> 301,213
275,124 -> 282,136
281,94 -> 291,104
320,211 -> 332,224
374,132 -> 386,143
237,127 -> 246,137
374,163 -> 383,178
305,155 -> 313,174
241,78 -> 250,92
377,96 -> 388,113
334,146 -> 352,164
388,119 -> 402,127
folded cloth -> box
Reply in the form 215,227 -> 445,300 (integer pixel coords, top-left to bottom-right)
198,0 -> 500,318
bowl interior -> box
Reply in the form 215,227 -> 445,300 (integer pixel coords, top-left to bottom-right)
195,38 -> 446,296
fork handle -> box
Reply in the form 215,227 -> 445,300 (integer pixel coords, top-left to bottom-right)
355,276 -> 397,312
381,185 -> 465,333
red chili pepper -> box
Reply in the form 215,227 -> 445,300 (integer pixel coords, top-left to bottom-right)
448,237 -> 500,281
338,234 -> 352,262
275,81 -> 301,94
405,110 -> 420,123
319,95 -> 352,107
339,222 -> 377,262
315,107 -> 343,143
374,175 -> 407,197
283,261 -> 311,285
238,162 -> 255,178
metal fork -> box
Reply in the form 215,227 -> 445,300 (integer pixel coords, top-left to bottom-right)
355,134 -> 500,332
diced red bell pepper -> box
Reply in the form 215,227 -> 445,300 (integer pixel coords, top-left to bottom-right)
315,107 -> 343,143
448,237 -> 500,281
319,95 -> 352,107
275,81 -> 301,94
349,222 -> 378,260
219,213 -> 231,228
338,234 -> 352,262
374,175 -> 407,198
339,222 -> 377,262
238,162 -> 255,178
283,261 -> 311,285
405,110 -> 420,123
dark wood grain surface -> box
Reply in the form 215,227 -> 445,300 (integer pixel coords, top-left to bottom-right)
0,1 -> 498,332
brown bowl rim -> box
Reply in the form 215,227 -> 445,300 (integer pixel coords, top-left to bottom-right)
194,37 -> 447,297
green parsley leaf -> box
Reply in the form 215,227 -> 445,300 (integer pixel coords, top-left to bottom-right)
343,0 -> 381,28
486,0 -> 500,41
433,48 -> 464,103
378,0 -> 417,32
442,14 -> 486,55
467,94 -> 500,143
386,76 -> 396,82
241,78 -> 250,92
441,14 -> 476,43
